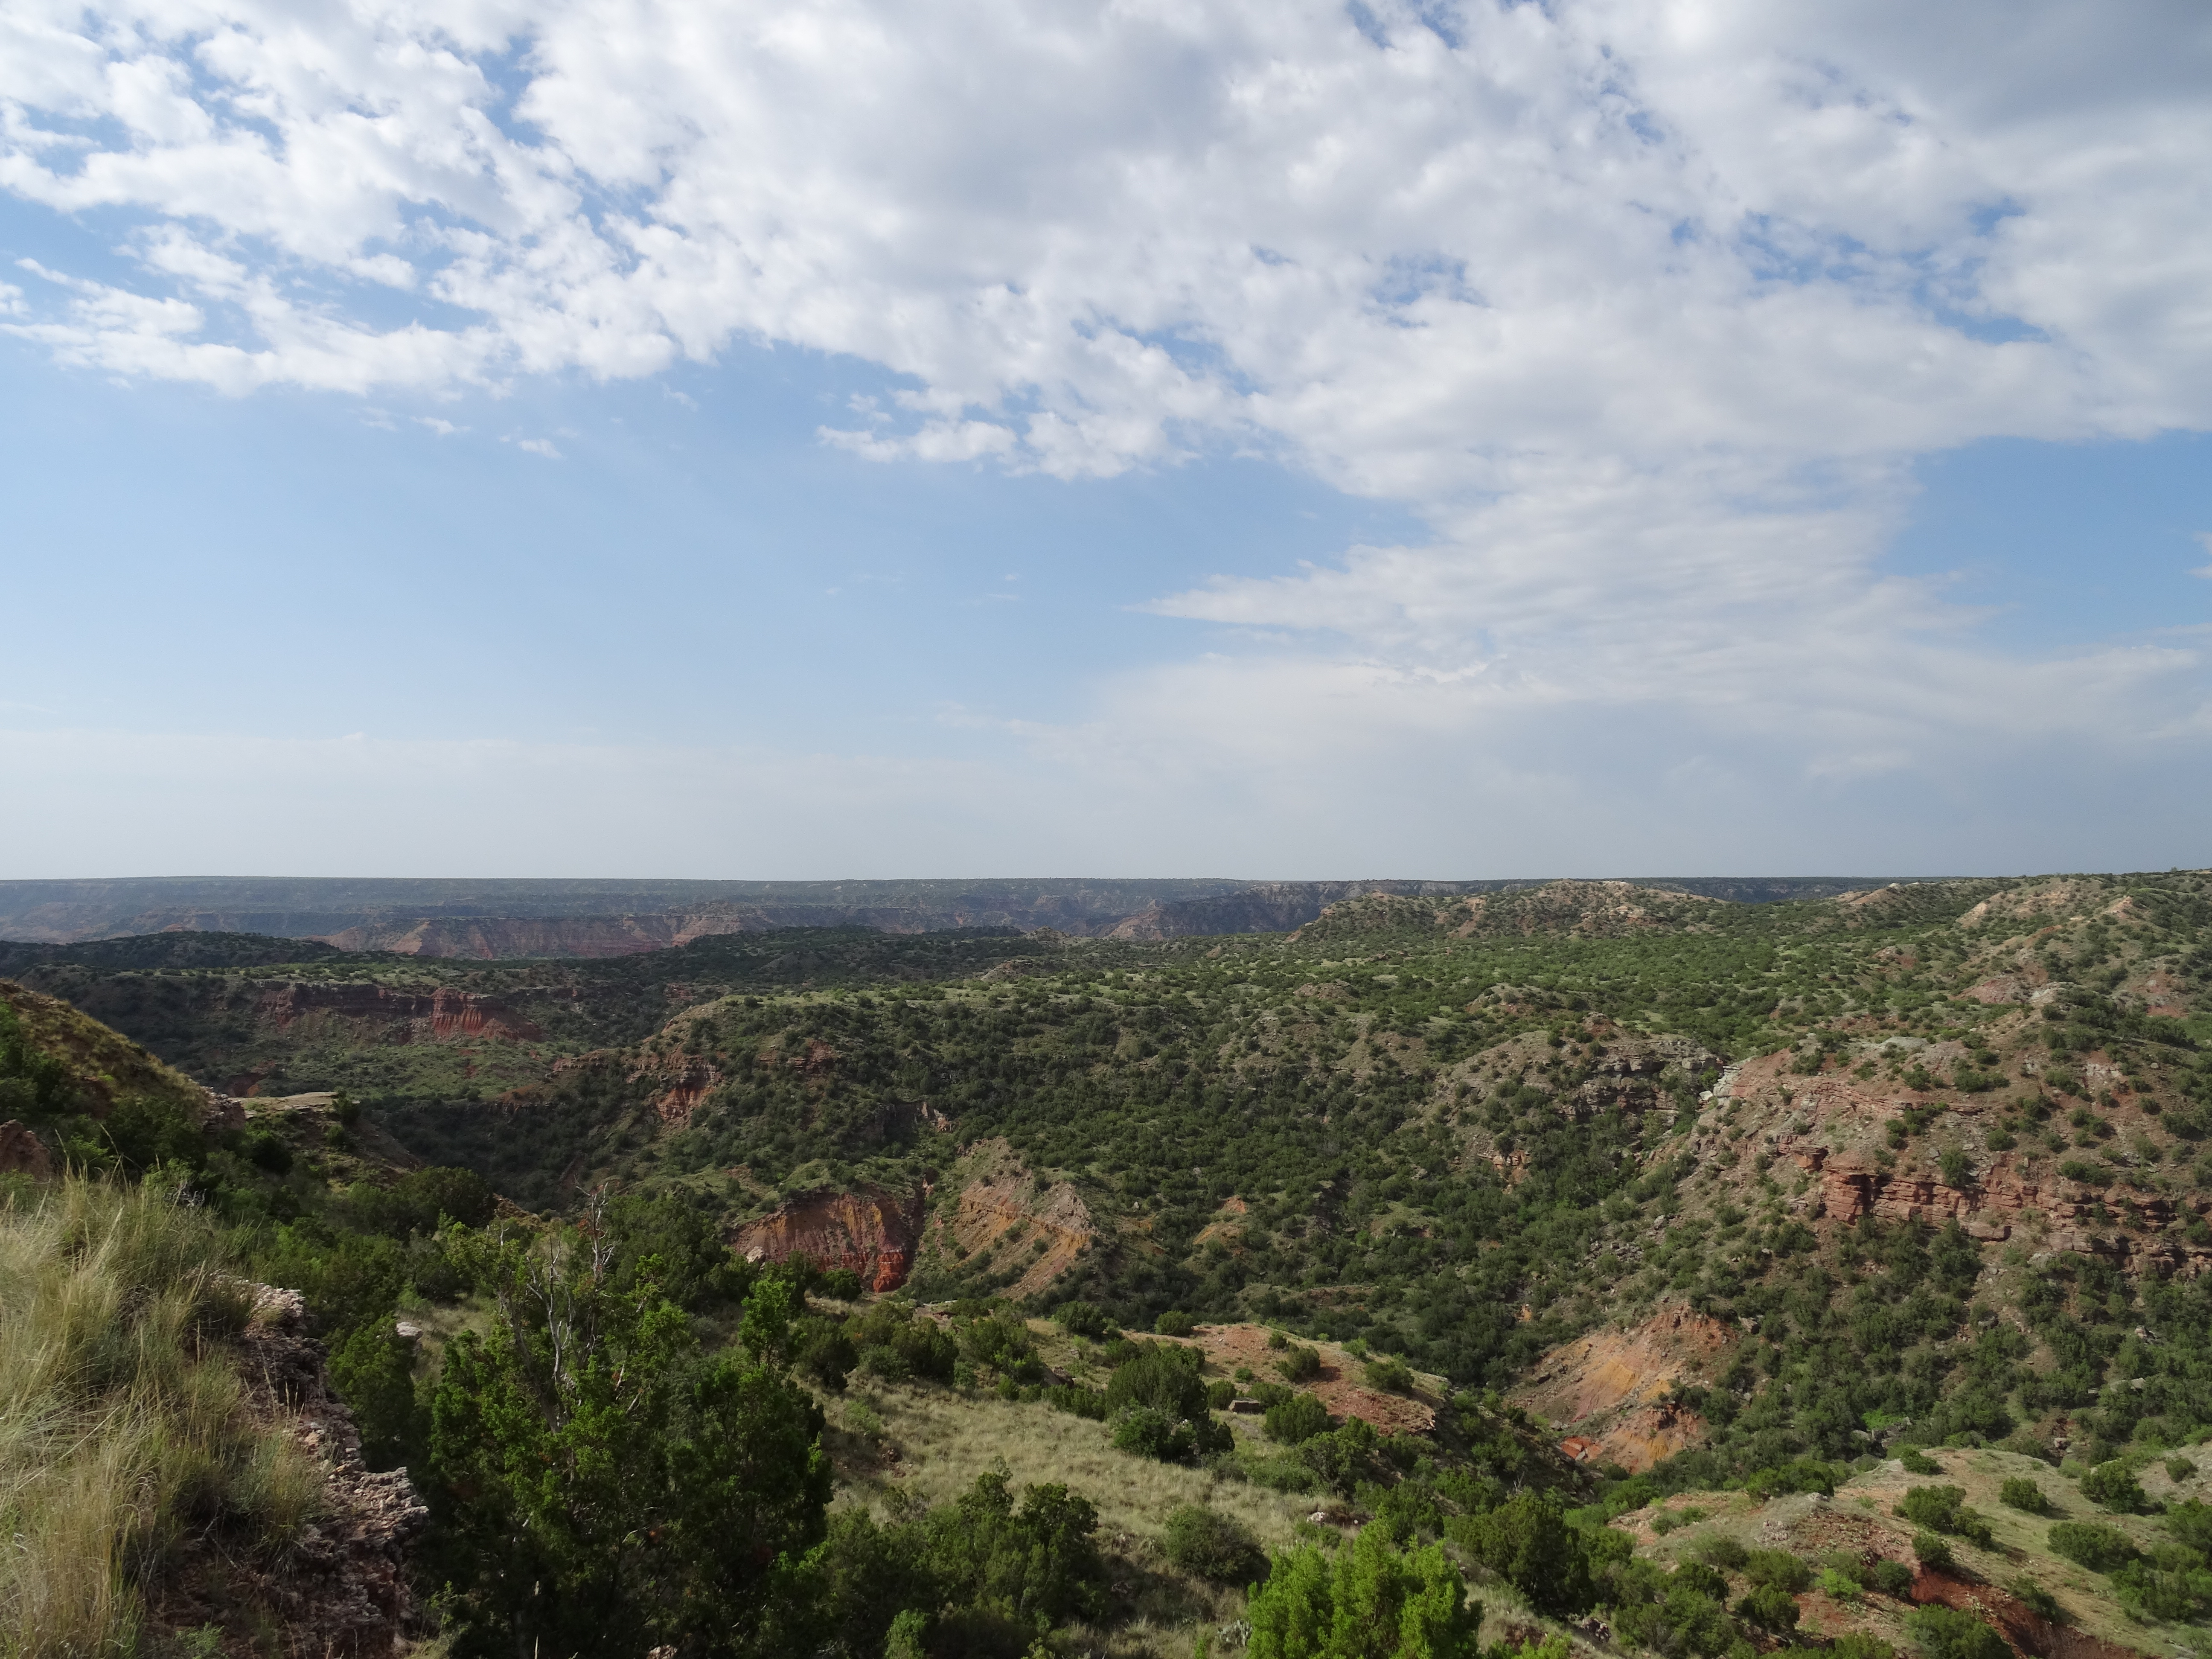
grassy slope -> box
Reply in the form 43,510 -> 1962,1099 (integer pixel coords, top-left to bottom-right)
0,1181 -> 328,1659
0,978 -> 211,1121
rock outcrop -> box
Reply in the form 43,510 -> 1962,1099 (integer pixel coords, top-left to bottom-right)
153,1284 -> 430,1655
925,1138 -> 1098,1299
0,1118 -> 53,1176
732,1185 -> 928,1292
1513,1301 -> 1737,1471
255,982 -> 542,1042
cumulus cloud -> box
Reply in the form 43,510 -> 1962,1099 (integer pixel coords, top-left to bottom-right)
3,0 -> 2209,858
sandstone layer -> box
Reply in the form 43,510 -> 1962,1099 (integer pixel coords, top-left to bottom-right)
1513,1301 -> 1737,1472
732,1185 -> 927,1292
925,1138 -> 1098,1300
255,981 -> 543,1042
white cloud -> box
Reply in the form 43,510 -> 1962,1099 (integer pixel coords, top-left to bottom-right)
1,0 -> 2209,856
2194,531 -> 2212,578
514,436 -> 561,457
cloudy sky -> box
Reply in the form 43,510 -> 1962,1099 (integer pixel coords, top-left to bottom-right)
3,0 -> 2209,879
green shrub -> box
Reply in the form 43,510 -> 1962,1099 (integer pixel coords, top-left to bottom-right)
2047,1520 -> 2141,1572
856,1344 -> 911,1383
1042,1384 -> 1108,1420
1743,1549 -> 1812,1592
957,1310 -> 1041,1380
1105,1342 -> 1205,1417
848,1304 -> 958,1382
1899,1447 -> 1942,1476
1053,1299 -> 1110,1339
1999,1477 -> 2051,1514
1264,1392 -> 1334,1446
1817,1566 -> 1862,1602
1869,1559 -> 1915,1596
1905,1604 -> 2009,1659
1161,1505 -> 1264,1584
2168,1499 -> 2212,1555
1912,1532 -> 1954,1573
1364,1354 -> 1415,1394
1736,1583 -> 1801,1633
1277,1344 -> 1323,1382
1897,1486 -> 1992,1547
2167,1456 -> 2196,1484
1451,1490 -> 1595,1615
1671,1563 -> 1728,1601
818,1266 -> 863,1300
1154,1309 -> 1198,1336
1246,1528 -> 1477,1658
1695,1536 -> 1749,1571
1112,1404 -> 1192,1461
2081,1461 -> 2151,1514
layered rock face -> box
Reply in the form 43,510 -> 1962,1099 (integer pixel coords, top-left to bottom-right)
924,1138 -> 1097,1300
732,1186 -> 927,1292
1799,1148 -> 2208,1274
255,982 -> 542,1042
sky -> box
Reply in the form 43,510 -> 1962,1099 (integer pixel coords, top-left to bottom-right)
2,0 -> 2209,880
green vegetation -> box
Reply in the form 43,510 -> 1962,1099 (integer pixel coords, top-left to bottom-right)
1904,1604 -> 2008,1659
10,866 -> 2212,1653
1246,1526 -> 1478,1658
1997,1476 -> 2051,1513
0,1180 -> 324,1656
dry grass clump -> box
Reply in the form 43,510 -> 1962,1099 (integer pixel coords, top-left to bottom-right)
0,1178 -> 325,1659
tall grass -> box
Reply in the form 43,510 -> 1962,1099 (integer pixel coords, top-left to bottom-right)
0,1178 -> 326,1659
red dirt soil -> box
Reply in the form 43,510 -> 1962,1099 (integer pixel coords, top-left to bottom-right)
732,1186 -> 926,1292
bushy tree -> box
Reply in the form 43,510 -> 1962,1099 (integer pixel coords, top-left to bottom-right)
1247,1526 -> 1478,1659
2047,1521 -> 2140,1572
428,1223 -> 832,1658
1449,1490 -> 1592,1614
2081,1461 -> 2151,1514
1163,1504 -> 1266,1584
1905,1605 -> 2008,1659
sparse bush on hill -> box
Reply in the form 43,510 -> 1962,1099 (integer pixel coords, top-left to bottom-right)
1053,1298 -> 1111,1339
1743,1548 -> 1812,1592
1999,1476 -> 2052,1514
1898,1486 -> 1994,1548
1451,1490 -> 1596,1614
1162,1503 -> 1266,1583
1263,1391 -> 1333,1445
2081,1460 -> 2151,1514
2048,1520 -> 2139,1572
1906,1605 -> 2009,1659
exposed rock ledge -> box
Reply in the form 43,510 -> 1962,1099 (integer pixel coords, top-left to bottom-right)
153,1284 -> 430,1654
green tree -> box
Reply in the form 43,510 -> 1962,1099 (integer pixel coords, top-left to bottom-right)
1905,1605 -> 2008,1659
1248,1527 -> 1478,1659
428,1222 -> 831,1657
1450,1490 -> 1593,1614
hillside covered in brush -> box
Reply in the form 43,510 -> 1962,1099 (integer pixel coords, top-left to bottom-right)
9,868 -> 2212,1657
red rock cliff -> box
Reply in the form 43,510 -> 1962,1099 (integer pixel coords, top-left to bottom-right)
255,984 -> 541,1043
731,1186 -> 926,1292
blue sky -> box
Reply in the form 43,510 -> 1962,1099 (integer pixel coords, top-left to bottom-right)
2,0 -> 2208,879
